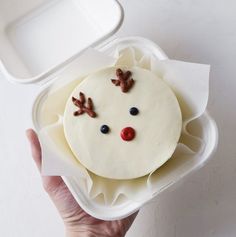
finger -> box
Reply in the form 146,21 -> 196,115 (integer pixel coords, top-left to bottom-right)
42,175 -> 64,194
26,128 -> 42,171
25,129 -> 80,217
26,130 -> 65,196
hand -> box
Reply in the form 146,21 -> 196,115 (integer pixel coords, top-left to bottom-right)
26,129 -> 137,237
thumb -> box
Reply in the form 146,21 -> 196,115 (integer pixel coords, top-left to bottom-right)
26,129 -> 42,171
26,128 -> 64,193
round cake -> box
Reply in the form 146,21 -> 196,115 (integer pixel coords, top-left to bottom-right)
63,67 -> 182,179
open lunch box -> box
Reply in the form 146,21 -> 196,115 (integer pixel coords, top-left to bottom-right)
0,0 -> 218,220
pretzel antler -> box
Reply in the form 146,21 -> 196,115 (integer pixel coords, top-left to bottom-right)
111,68 -> 135,93
72,92 -> 97,118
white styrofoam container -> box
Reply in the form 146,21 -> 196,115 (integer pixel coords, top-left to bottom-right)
0,0 -> 218,220
31,36 -> 218,220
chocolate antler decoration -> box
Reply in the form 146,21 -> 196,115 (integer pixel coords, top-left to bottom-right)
72,92 -> 97,118
111,68 -> 135,93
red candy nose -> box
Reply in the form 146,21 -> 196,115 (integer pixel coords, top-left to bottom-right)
121,127 -> 136,141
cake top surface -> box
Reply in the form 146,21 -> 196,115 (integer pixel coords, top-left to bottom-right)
63,67 -> 182,179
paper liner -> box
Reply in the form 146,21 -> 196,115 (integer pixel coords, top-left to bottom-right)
38,47 -> 210,206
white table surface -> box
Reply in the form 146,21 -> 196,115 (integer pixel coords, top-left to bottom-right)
1,0 -> 236,236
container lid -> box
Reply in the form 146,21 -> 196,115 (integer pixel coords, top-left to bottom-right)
0,0 -> 124,83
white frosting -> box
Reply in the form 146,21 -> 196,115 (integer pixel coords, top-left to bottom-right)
63,67 -> 182,179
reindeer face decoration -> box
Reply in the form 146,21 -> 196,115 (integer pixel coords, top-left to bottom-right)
64,67 -> 182,179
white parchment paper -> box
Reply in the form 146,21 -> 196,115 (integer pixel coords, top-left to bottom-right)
38,47 -> 210,205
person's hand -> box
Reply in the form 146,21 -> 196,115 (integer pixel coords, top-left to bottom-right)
26,129 -> 137,237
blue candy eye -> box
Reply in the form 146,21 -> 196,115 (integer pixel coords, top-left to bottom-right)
100,125 -> 110,134
129,107 -> 139,116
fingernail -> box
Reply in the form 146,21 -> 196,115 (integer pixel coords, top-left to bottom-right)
25,129 -> 32,140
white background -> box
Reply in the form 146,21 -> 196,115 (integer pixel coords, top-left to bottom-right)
0,0 -> 236,236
